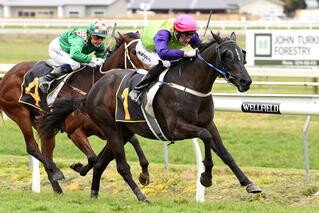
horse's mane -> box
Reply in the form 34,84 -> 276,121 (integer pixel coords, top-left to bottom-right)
198,38 -> 217,53
170,37 -> 217,69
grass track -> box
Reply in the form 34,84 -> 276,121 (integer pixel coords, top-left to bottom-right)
0,155 -> 319,212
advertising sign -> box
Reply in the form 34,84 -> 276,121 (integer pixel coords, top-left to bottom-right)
246,30 -> 319,66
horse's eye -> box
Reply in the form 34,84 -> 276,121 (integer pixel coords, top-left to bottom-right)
221,50 -> 233,62
131,49 -> 136,55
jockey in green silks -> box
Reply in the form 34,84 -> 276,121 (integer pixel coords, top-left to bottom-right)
39,20 -> 109,93
129,14 -> 202,104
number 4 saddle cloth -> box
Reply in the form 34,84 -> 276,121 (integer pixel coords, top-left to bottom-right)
18,61 -> 82,111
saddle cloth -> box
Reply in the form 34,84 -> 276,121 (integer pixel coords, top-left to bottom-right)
115,69 -> 170,141
18,60 -> 82,110
115,70 -> 146,122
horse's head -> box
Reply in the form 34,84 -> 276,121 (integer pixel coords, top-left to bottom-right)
118,32 -> 149,70
211,31 -> 251,92
100,32 -> 148,71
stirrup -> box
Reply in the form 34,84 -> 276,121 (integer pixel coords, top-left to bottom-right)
39,79 -> 54,93
39,81 -> 50,93
129,90 -> 143,105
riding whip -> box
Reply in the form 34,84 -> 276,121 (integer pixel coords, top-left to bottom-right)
203,10 -> 212,37
105,22 -> 117,56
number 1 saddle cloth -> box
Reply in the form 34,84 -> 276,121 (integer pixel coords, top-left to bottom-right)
115,71 -> 146,122
116,69 -> 170,141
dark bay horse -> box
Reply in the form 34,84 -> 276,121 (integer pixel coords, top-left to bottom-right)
40,32 -> 262,201
0,32 -> 149,193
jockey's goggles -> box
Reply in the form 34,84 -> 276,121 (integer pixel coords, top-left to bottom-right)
178,31 -> 196,39
92,35 -> 106,41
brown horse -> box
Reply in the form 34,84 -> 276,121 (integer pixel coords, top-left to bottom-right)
41,32 -> 262,201
0,32 -> 149,193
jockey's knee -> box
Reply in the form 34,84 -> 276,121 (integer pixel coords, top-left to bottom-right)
61,64 -> 72,73
161,60 -> 171,68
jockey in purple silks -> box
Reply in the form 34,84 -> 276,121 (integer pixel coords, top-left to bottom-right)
129,14 -> 202,104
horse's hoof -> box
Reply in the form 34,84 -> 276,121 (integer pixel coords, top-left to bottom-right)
70,163 -> 83,172
70,163 -> 88,176
91,190 -> 99,198
52,169 -> 65,181
246,183 -> 262,193
200,173 -> 212,187
139,173 -> 150,186
142,198 -> 150,203
134,187 -> 147,202
55,190 -> 63,194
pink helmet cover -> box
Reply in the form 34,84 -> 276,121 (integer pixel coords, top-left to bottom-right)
173,14 -> 197,32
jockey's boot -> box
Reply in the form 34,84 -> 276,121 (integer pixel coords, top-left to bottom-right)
129,61 -> 166,105
38,67 -> 63,93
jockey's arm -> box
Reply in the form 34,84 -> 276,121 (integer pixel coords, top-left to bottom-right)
189,33 -> 202,49
68,37 -> 92,64
154,30 -> 184,61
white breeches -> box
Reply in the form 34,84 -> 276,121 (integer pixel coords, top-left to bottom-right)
48,37 -> 81,70
136,40 -> 171,68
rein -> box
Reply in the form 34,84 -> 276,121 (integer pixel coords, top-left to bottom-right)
99,38 -> 141,74
159,40 -> 238,98
197,40 -> 236,82
197,53 -> 230,82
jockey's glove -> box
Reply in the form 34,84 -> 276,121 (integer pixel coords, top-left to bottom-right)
183,48 -> 198,58
91,57 -> 105,66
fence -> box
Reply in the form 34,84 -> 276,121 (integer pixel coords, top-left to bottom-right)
1,18 -> 319,30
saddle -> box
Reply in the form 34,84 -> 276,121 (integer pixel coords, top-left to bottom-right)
18,60 -> 83,110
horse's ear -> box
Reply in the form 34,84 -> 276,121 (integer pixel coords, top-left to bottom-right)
211,30 -> 223,44
118,32 -> 124,40
230,32 -> 236,41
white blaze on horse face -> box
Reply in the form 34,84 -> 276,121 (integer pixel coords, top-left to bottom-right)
235,48 -> 241,62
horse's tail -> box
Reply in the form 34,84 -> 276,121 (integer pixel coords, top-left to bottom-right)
37,97 -> 87,140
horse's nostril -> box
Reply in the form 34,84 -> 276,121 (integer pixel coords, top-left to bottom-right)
240,79 -> 252,86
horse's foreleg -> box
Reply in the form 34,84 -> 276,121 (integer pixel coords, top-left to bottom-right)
207,121 -> 262,193
129,135 -> 150,186
67,128 -> 97,176
174,122 -> 214,188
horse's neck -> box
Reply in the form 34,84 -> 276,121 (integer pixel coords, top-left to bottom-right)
102,47 -> 126,70
166,45 -> 218,94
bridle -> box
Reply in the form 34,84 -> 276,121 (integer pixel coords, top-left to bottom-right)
124,39 -> 140,69
197,40 -> 240,82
